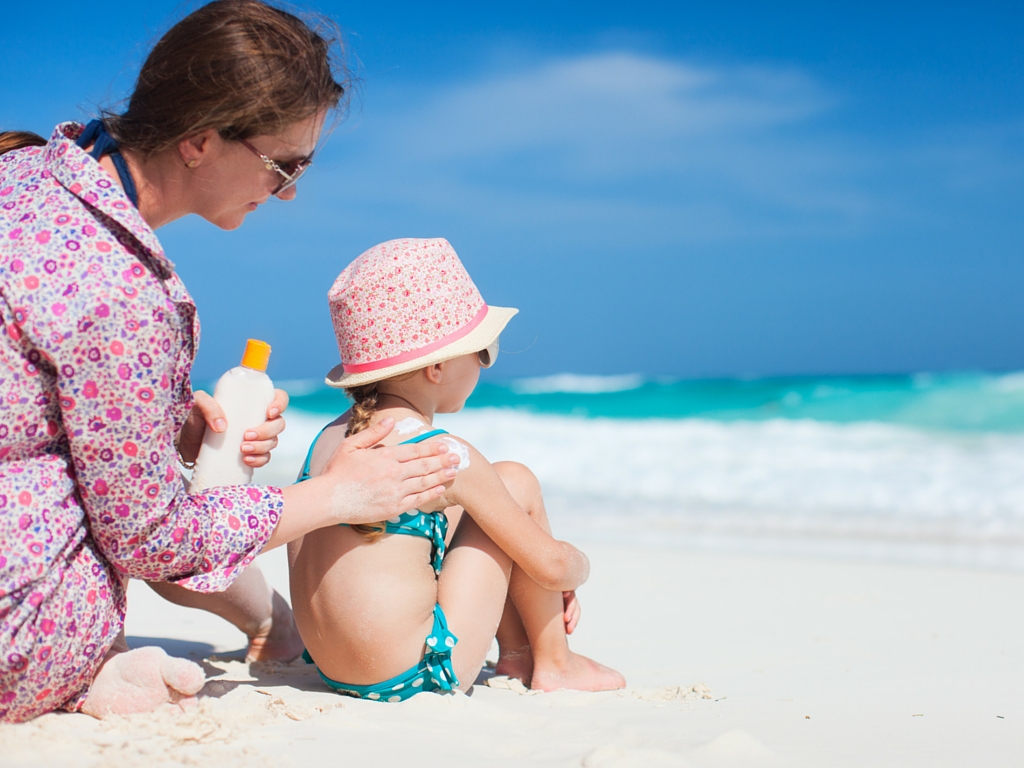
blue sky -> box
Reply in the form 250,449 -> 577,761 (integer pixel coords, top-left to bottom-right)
3,2 -> 1023,381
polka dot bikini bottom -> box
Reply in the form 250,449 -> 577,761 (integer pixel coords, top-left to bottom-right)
302,603 -> 460,702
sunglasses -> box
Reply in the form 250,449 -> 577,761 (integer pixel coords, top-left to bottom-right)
478,339 -> 499,368
238,138 -> 313,196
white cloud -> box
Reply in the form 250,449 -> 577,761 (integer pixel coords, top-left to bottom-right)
307,51 -> 1024,245
385,54 -> 828,164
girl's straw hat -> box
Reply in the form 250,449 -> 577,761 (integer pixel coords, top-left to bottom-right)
325,238 -> 518,388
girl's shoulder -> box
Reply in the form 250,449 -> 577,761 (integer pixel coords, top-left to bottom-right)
302,412 -> 483,481
304,414 -> 350,480
371,415 -> 482,477
400,426 -> 481,480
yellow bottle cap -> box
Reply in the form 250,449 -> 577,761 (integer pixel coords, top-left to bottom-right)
241,339 -> 272,371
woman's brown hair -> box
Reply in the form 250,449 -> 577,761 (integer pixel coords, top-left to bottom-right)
106,0 -> 349,155
0,131 -> 47,156
2,1 -> 349,159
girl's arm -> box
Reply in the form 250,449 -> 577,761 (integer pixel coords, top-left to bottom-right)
440,438 -> 590,593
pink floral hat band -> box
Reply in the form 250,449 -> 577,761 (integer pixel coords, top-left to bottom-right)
325,238 -> 518,388
340,303 -> 488,374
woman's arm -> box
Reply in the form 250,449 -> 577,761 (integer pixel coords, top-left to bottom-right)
175,392 -> 457,550
439,439 -> 590,592
36,280 -> 455,590
42,285 -> 277,590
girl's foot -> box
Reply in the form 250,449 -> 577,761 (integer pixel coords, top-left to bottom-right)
81,646 -> 206,717
530,652 -> 626,693
244,589 -> 305,663
494,645 -> 534,686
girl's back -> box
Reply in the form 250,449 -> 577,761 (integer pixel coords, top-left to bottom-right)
288,418 -> 446,686
288,237 -> 622,701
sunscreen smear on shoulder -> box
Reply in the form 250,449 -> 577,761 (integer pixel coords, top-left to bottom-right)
189,339 -> 275,492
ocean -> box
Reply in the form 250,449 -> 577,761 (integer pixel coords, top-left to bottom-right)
253,371 -> 1024,571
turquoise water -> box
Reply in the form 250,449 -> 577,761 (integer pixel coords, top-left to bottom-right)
284,371 -> 1024,433
258,370 -> 1024,568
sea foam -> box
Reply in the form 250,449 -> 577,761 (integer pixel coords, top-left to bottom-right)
256,405 -> 1024,571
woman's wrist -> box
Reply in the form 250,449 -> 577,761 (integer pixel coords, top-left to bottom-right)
175,438 -> 197,469
267,475 -> 374,550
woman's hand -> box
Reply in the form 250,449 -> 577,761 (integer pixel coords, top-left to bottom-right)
177,389 -> 289,467
268,417 -> 460,549
321,417 -> 460,522
241,389 -> 288,467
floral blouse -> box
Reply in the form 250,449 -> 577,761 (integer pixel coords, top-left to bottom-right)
0,123 -> 284,722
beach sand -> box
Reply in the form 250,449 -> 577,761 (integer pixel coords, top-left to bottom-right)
2,541 -> 1022,767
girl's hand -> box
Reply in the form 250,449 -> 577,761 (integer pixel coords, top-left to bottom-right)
177,389 -> 289,468
563,591 -> 581,634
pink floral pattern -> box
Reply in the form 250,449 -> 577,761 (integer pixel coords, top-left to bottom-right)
0,124 -> 283,723
329,238 -> 486,370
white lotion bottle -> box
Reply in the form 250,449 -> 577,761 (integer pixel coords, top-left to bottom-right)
189,339 -> 275,492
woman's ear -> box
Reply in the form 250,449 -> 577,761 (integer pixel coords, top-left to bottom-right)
178,129 -> 218,169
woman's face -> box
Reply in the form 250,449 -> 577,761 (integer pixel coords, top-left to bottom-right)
188,110 -> 325,230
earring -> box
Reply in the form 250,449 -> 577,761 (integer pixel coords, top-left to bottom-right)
186,159 -> 198,168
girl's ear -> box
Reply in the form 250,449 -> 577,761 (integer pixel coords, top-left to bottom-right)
424,363 -> 444,384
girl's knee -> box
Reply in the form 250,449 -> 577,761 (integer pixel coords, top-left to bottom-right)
493,461 -> 549,530
493,461 -> 541,502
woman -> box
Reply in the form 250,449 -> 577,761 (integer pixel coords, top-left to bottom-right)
0,0 -> 458,722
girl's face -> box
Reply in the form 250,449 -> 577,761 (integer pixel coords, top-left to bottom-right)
435,353 -> 482,413
187,110 -> 325,230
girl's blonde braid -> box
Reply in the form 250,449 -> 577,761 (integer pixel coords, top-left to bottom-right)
343,383 -> 387,540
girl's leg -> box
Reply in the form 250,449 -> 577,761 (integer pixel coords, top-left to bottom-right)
494,594 -> 533,681
437,514 -> 513,690
145,563 -> 304,662
492,462 -> 625,692
444,501 -> 536,681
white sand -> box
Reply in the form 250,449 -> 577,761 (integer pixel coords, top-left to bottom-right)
2,542 -> 1022,766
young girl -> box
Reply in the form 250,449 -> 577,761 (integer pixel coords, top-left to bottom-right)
289,238 -> 625,700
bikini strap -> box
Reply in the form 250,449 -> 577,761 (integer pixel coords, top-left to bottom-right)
76,120 -> 139,208
398,428 -> 448,445
298,426 -> 448,484
296,424 -> 331,484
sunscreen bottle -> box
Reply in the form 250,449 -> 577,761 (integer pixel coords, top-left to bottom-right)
189,339 -> 276,492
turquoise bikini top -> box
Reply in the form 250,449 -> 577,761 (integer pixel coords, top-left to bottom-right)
297,426 -> 450,575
